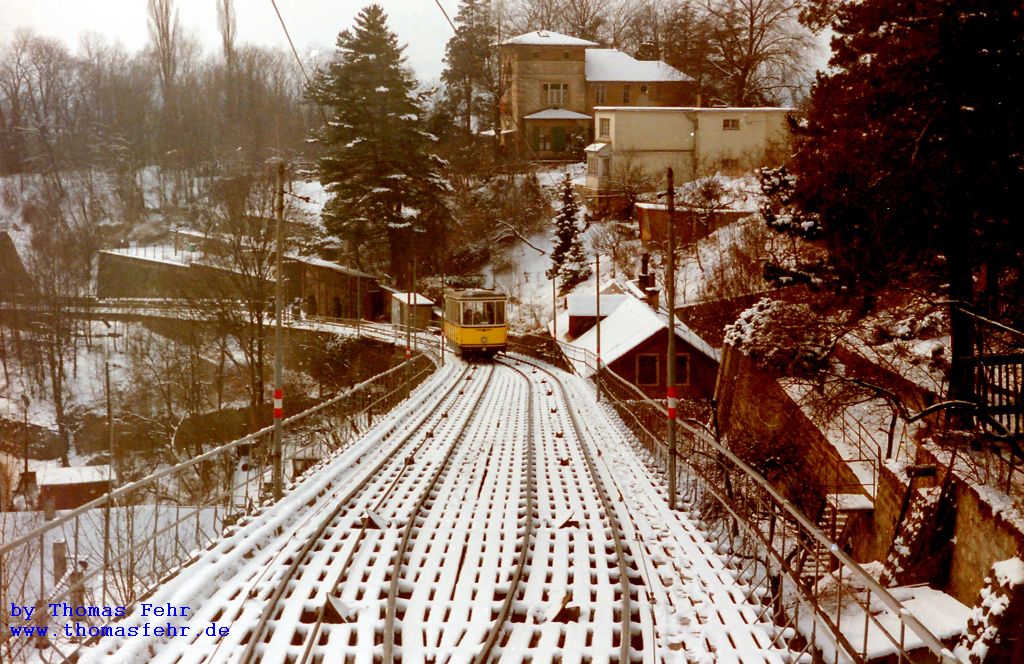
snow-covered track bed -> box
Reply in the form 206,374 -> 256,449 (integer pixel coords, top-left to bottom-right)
80,355 -> 793,664
507,354 -> 793,664
77,360 -> 478,664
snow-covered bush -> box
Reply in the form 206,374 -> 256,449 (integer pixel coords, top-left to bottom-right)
725,297 -> 834,376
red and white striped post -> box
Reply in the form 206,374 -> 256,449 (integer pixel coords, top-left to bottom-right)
272,161 -> 286,501
273,388 -> 284,420
666,167 -> 677,510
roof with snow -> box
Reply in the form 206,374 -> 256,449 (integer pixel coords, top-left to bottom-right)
523,108 -> 592,121
585,49 -> 692,82
584,142 -> 611,153
390,292 -> 434,306
556,294 -> 719,374
287,255 -> 378,280
502,30 -> 598,47
567,293 -> 627,317
35,465 -> 114,486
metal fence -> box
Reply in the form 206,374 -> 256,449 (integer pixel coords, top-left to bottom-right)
0,352 -> 434,663
512,338 -> 961,664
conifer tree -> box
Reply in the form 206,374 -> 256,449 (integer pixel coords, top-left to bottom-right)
546,174 -> 591,294
309,4 -> 450,284
441,0 -> 500,133
791,0 -> 1024,404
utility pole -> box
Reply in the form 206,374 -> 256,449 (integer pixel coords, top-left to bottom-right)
272,161 -> 285,501
440,270 -> 446,365
595,252 -> 601,401
552,277 -> 557,340
666,167 -> 677,510
21,395 -> 29,479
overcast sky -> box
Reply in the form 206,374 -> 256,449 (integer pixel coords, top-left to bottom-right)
0,0 -> 459,82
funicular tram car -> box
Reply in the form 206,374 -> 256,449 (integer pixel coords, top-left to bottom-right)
443,289 -> 508,358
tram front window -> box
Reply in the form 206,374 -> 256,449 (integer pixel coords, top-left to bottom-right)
461,300 -> 505,326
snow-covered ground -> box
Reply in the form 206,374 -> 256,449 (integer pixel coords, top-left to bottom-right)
70,356 -> 793,663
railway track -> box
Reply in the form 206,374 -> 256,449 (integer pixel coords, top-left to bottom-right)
79,356 -> 790,664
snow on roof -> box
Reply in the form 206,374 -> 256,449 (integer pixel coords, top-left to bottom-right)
502,30 -> 598,47
567,294 -> 627,317
585,49 -> 692,82
35,465 -> 114,486
287,255 -> 378,280
100,246 -> 193,268
523,108 -> 592,121
478,128 -> 517,136
561,295 -> 719,373
391,292 -> 434,306
584,142 -> 611,153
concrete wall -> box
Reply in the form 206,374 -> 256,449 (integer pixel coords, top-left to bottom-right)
693,109 -> 792,170
588,107 -> 793,190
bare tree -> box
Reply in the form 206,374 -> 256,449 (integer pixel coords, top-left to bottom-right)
147,0 -> 180,107
702,0 -> 814,105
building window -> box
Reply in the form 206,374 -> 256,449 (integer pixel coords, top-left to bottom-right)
563,50 -> 570,60
587,155 -> 598,175
538,132 -> 551,151
595,84 -> 606,104
622,85 -> 631,104
723,118 -> 740,130
637,354 -> 659,385
640,85 -> 649,95
600,157 -> 610,176
599,118 -> 610,137
721,158 -> 739,171
543,83 -> 568,106
533,50 -> 540,59
675,354 -> 690,386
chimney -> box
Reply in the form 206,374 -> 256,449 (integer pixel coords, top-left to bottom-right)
644,287 -> 659,310
639,252 -> 654,289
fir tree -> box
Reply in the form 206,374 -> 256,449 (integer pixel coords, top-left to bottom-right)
546,174 -> 591,294
309,4 -> 450,285
441,0 -> 502,134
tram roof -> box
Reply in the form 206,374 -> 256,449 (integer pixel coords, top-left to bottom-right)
446,289 -> 507,300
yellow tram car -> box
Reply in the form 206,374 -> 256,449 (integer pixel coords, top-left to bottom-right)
443,289 -> 508,358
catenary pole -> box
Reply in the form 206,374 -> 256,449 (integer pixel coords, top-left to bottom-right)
272,161 -> 285,501
666,167 -> 677,510
595,252 -> 601,401
552,277 -> 557,340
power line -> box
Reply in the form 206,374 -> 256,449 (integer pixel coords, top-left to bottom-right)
431,0 -> 459,34
269,0 -> 312,87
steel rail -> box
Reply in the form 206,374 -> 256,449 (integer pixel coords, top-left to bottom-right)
291,364 -> 493,664
382,364 -> 498,664
549,340 -> 961,664
511,354 -> 634,664
237,363 -> 475,664
471,358 -> 537,663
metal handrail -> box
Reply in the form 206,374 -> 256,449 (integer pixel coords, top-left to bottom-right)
514,338 -> 962,663
0,357 -> 423,557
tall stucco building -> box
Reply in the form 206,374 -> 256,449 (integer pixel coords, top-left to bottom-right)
582,106 -> 794,209
499,30 -> 695,160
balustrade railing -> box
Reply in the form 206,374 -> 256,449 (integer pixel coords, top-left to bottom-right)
0,352 -> 434,662
510,338 -> 962,664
